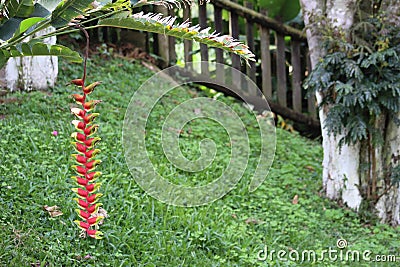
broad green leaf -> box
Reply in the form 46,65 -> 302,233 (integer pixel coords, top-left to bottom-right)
4,0 -> 35,18
51,0 -> 93,28
0,49 -> 10,69
0,41 -> 82,69
15,17 -> 45,36
99,12 -> 255,63
30,3 -> 51,17
0,17 -> 22,41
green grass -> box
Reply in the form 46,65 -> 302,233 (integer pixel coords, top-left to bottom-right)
0,56 -> 399,266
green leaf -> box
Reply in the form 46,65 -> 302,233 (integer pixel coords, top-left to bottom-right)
0,49 -> 10,69
98,12 -> 255,63
4,0 -> 35,19
51,0 -> 93,28
2,41 -> 82,66
14,17 -> 45,36
0,17 -> 22,41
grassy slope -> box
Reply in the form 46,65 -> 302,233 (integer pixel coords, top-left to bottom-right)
0,56 -> 398,267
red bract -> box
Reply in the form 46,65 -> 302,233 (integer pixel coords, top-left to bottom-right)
86,229 -> 103,239
72,176 -> 88,186
86,171 -> 102,181
71,132 -> 86,142
84,124 -> 99,136
84,113 -> 99,124
85,149 -> 100,159
70,76 -> 105,239
86,193 -> 103,203
84,137 -> 101,148
72,94 -> 85,104
73,142 -> 87,154
86,203 -> 101,213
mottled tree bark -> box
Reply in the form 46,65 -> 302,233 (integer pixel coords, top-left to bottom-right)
301,0 -> 400,224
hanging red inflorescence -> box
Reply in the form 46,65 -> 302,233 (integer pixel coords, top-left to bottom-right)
70,78 -> 104,239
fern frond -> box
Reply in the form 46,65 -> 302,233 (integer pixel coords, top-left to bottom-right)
99,11 -> 255,63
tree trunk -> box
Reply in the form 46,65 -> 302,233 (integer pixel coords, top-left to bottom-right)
301,0 -> 400,225
0,27 -> 58,91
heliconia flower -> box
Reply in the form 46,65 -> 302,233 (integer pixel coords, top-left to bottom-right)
71,108 -> 85,119
86,203 -> 102,213
72,176 -> 88,186
76,209 -> 91,220
83,81 -> 101,95
72,94 -> 85,104
72,187 -> 89,198
86,229 -> 103,239
83,113 -> 99,124
71,78 -> 84,86
72,165 -> 87,175
86,216 -> 104,226
86,171 -> 102,181
74,220 -> 90,230
85,149 -> 100,159
74,198 -> 89,209
70,75 -> 104,239
85,182 -> 101,193
83,100 -> 102,112
84,124 -> 99,136
84,137 -> 101,148
71,132 -> 86,142
86,193 -> 103,204
72,142 -> 87,154
71,154 -> 87,164
72,120 -> 85,131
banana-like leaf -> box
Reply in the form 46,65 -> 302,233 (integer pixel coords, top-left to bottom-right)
99,12 -> 255,63
51,0 -> 93,28
0,41 -> 82,69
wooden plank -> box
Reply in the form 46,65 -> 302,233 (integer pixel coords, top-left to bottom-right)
230,0 -> 240,87
306,51 -> 317,118
276,32 -> 287,107
154,5 -> 169,68
183,7 -> 193,66
259,9 -> 272,99
291,40 -> 302,112
245,2 -> 256,83
214,5 -> 224,83
168,8 -> 176,64
230,0 -> 240,71
199,2 -> 209,75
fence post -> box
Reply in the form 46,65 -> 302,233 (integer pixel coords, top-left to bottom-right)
199,1 -> 209,75
230,0 -> 241,87
276,31 -> 287,107
259,9 -> 272,99
291,40 -> 302,112
214,5 -> 225,83
183,7 -> 193,67
245,2 -> 256,83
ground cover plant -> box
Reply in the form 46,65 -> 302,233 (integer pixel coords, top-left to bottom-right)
0,56 -> 399,266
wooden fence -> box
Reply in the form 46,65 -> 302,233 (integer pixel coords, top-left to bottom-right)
90,0 -> 320,130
